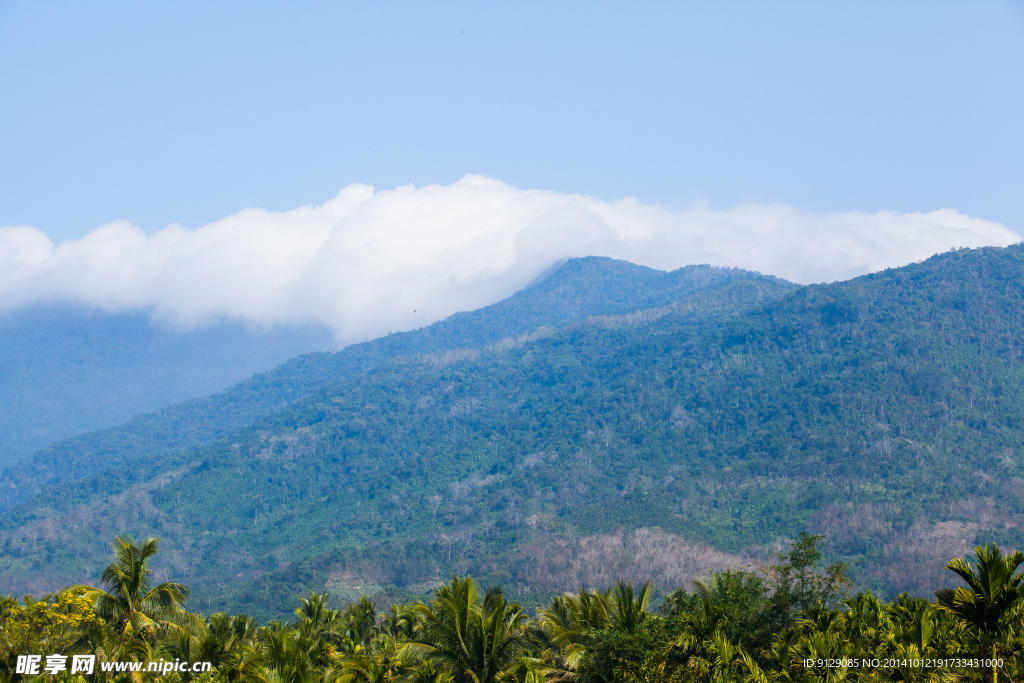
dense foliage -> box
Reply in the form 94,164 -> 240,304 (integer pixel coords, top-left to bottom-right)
1,246 -> 1023,618
2,535 -> 1022,683
0,259 -> 781,510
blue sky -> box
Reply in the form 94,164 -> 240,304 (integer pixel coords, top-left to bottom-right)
2,1 -> 1022,243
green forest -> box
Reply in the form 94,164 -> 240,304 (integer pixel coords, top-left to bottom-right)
2,246 -> 1024,616
0,259 -> 786,511
2,533 -> 1021,682
1,244 -> 1024,655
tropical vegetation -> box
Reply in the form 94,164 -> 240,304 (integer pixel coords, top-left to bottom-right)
1,533 -> 1021,682
2,246 -> 1024,619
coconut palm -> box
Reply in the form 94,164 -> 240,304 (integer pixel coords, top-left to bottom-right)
334,634 -> 410,683
406,660 -> 453,683
539,589 -> 612,646
71,535 -> 201,653
532,598 -> 587,681
339,597 -> 378,654
405,577 -> 531,683
606,580 -> 652,634
379,604 -> 417,640
690,632 -> 768,683
295,592 -> 339,636
159,612 -> 256,679
257,623 -> 317,683
937,543 -> 1024,683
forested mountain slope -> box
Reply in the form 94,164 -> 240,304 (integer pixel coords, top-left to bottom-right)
0,258 -> 785,513
4,245 -> 1023,621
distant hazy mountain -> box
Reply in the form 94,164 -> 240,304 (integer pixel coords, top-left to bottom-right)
0,306 -> 336,465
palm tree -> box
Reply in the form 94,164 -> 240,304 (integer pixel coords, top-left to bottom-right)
407,660 -> 453,683
537,590 -> 610,647
936,543 -> 1024,683
159,612 -> 256,678
691,632 -> 768,683
258,623 -> 317,683
379,604 -> 417,640
650,594 -> 729,678
72,535 -> 201,653
837,592 -> 886,652
295,592 -> 339,635
334,634 -> 410,683
405,577 -> 531,683
607,580 -> 652,634
339,597 -> 378,654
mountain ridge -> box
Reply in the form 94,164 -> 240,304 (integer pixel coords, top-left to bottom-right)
0,258 -> 790,513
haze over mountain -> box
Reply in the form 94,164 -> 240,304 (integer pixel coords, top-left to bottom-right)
0,307 -> 336,465
3,246 -> 1023,621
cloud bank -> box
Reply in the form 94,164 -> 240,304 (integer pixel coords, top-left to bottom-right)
1,175 -> 1018,346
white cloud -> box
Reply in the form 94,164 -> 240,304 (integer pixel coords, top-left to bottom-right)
0,175 -> 1018,346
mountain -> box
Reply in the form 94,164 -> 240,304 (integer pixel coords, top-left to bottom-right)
0,274 -> 790,618
0,306 -> 336,466
6,246 -> 1023,622
0,258 -> 788,514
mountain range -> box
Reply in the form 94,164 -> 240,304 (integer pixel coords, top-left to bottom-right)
1,247 -> 1022,622
0,258 -> 780,512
